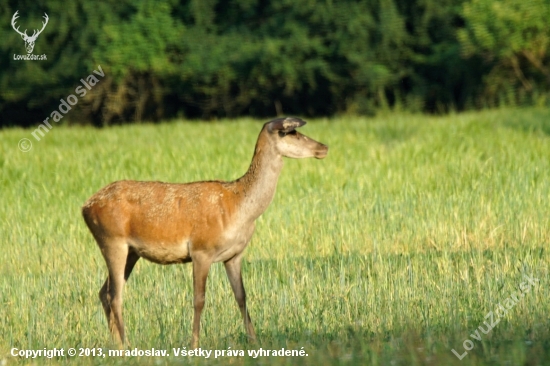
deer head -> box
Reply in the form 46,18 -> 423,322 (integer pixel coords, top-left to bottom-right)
11,11 -> 49,54
265,117 -> 329,159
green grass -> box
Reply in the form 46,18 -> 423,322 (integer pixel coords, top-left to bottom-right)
1,108 -> 550,365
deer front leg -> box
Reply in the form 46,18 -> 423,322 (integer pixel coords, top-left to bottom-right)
191,255 -> 212,349
224,253 -> 257,343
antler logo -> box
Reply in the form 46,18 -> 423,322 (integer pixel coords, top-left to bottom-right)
11,10 -> 49,54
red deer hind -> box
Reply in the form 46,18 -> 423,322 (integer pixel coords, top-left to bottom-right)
82,117 -> 328,348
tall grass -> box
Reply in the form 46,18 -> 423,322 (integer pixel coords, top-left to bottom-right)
1,109 -> 549,365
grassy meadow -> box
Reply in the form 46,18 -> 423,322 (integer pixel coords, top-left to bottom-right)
1,108 -> 550,365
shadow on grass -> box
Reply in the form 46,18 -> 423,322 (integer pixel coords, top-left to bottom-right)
131,330 -> 550,366
226,250 -> 549,365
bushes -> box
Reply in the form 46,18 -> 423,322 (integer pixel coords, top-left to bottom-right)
458,0 -> 550,107
1,0 -> 549,126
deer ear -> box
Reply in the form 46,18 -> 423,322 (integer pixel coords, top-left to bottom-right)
266,117 -> 306,133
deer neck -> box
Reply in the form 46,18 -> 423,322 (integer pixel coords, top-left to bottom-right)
235,136 -> 283,222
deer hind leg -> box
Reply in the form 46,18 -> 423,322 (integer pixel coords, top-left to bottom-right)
224,253 -> 256,342
98,240 -> 140,348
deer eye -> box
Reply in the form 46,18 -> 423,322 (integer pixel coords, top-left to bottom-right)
278,131 -> 287,137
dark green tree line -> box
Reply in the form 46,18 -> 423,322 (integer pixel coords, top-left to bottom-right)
1,0 -> 548,127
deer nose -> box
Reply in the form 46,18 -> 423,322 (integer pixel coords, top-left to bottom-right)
315,144 -> 328,159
